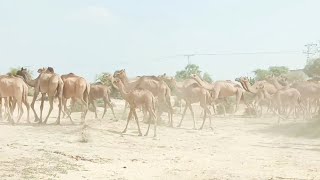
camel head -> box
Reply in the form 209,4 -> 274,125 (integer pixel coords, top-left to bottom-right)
190,73 -> 201,80
112,78 -> 122,90
47,67 -> 55,73
16,67 -> 29,79
256,82 -> 265,90
113,69 -> 126,79
37,67 -> 46,73
235,77 -> 250,92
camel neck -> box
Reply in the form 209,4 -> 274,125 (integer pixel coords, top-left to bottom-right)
117,83 -> 129,101
271,79 -> 284,90
172,81 -> 184,94
243,80 -> 258,94
193,77 -> 214,91
22,74 -> 37,87
121,75 -> 130,86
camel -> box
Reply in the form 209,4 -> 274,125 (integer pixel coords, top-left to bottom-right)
265,75 -> 303,119
236,77 -> 278,113
191,74 -> 246,113
113,69 -> 173,126
0,75 -> 30,123
61,73 -> 90,123
89,82 -> 116,119
17,67 -> 64,124
113,78 -> 157,137
158,75 -> 213,129
278,76 -> 320,115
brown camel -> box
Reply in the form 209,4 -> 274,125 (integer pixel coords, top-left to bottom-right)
61,73 -> 90,123
113,69 -> 173,126
17,67 -> 64,124
265,76 -> 303,119
191,74 -> 246,113
158,75 -> 213,129
0,75 -> 30,123
113,78 -> 157,137
89,82 -> 116,119
279,76 -> 320,115
236,77 -> 277,112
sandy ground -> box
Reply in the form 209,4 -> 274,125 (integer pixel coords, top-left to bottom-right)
0,98 -> 320,180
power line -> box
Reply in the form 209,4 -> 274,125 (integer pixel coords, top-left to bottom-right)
152,50 -> 302,63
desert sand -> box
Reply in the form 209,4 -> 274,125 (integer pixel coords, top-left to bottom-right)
0,98 -> 320,180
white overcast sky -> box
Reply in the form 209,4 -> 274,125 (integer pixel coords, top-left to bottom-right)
1,0 -> 320,81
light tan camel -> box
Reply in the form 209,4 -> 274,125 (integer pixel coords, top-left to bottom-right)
114,69 -> 173,126
113,78 -> 157,137
89,82 -> 116,119
279,76 -> 320,114
191,74 -> 246,113
0,75 -> 30,123
158,75 -> 213,129
265,76 -> 303,119
236,77 -> 277,112
17,67 -> 64,124
61,73 -> 90,123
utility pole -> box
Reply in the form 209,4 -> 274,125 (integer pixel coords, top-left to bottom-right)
303,43 -> 317,62
184,54 -> 195,65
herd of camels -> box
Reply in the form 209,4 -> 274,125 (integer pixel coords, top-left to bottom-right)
0,67 -> 320,137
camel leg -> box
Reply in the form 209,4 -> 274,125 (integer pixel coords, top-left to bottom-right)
102,99 -> 117,119
43,96 -> 54,124
122,109 -> 133,134
152,110 -> 157,137
188,104 -> 196,129
145,113 -> 152,136
122,101 -> 128,119
101,98 -> 107,119
5,98 -> 14,124
79,98 -> 88,123
199,106 -> 207,130
56,96 -> 63,125
207,107 -> 213,130
90,99 -> 98,119
16,100 -> 24,123
23,98 -> 30,123
0,98 -> 2,120
31,92 -> 40,122
178,102 -> 189,128
39,93 -> 45,123
234,94 -> 242,114
165,96 -> 174,127
64,98 -> 74,122
132,109 -> 142,136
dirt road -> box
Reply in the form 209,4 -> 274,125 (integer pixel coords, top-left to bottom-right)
0,99 -> 319,180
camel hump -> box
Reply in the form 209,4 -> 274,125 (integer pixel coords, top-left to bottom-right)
47,67 -> 55,73
67,73 -> 77,77
141,75 -> 161,82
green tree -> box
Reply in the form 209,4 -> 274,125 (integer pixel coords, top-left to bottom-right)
95,72 -> 112,86
202,72 -> 213,83
253,69 -> 271,81
304,58 -> 320,77
253,66 -> 289,81
8,67 -> 33,78
268,66 -> 289,77
286,71 -> 308,83
175,64 -> 201,81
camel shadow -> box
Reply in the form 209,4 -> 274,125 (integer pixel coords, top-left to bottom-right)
256,120 -> 320,139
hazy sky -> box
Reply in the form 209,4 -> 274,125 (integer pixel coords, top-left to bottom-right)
1,0 -> 320,81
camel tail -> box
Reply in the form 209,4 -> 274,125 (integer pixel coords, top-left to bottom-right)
84,84 -> 90,102
298,96 -> 302,105
240,93 -> 245,103
55,81 -> 63,99
152,96 -> 156,112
